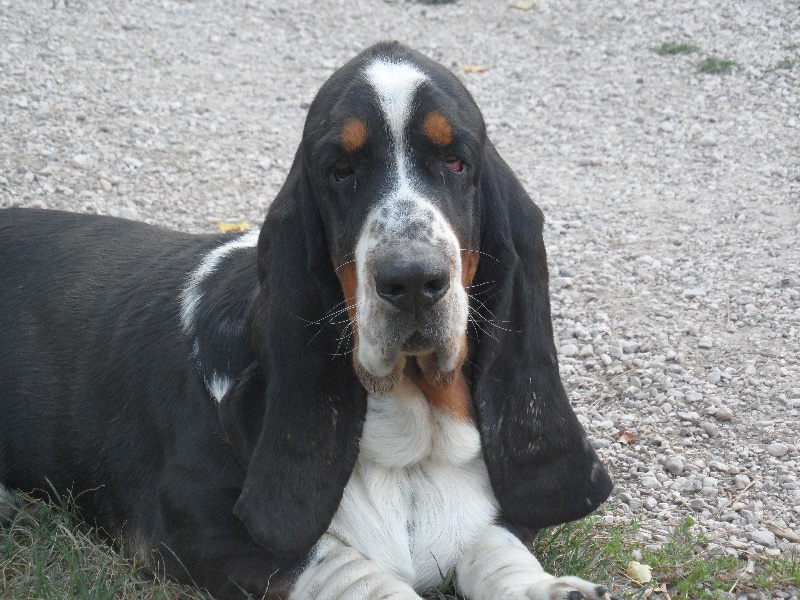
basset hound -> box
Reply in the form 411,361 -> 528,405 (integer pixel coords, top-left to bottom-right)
0,42 -> 613,599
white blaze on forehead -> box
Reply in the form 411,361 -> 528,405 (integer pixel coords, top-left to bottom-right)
364,59 -> 427,195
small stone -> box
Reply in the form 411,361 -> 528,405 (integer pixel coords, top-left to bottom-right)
707,371 -> 722,384
665,456 -> 684,475
560,344 -> 579,357
748,530 -> 776,547
689,498 -> 705,510
702,422 -> 720,437
698,337 -> 713,349
579,344 -> 594,357
714,406 -> 734,421
790,388 -> 800,399
683,288 -> 706,299
734,474 -> 751,489
551,276 -> 573,289
72,154 -> 93,169
100,178 -> 112,193
641,476 -> 662,489
621,340 -> 639,354
745,365 -> 758,376
644,496 -> 657,510
123,156 -> 143,168
600,354 -> 612,366
767,442 -> 789,457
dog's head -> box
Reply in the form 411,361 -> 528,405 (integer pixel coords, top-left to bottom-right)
220,42 -> 612,557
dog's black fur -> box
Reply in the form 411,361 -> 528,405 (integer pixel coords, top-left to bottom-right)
0,42 -> 612,598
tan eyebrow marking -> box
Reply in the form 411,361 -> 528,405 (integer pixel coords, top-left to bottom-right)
422,112 -> 453,146
341,119 -> 367,153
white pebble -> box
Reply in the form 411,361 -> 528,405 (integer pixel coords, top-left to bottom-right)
714,406 -> 734,421
560,344 -> 579,357
748,530 -> 776,547
767,443 -> 789,457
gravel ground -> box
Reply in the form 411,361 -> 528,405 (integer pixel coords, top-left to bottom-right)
1,0 -> 799,584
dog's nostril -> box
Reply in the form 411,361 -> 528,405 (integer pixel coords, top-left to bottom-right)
423,277 -> 449,301
385,283 -> 406,298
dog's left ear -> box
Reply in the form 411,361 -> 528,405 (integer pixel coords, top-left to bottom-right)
469,142 -> 613,529
220,160 -> 368,558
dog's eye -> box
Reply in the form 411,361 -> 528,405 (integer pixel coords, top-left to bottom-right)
443,156 -> 464,173
331,161 -> 355,183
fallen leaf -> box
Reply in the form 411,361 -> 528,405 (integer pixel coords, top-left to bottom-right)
510,1 -> 537,9
626,561 -> 653,584
218,221 -> 251,232
618,428 -> 637,445
461,65 -> 488,73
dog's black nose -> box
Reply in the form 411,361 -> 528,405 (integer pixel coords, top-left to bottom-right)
375,256 -> 450,314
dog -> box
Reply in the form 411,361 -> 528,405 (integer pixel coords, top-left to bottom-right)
0,42 -> 613,599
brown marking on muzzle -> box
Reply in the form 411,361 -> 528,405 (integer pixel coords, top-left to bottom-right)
414,337 -> 471,420
460,249 -> 479,289
341,119 -> 367,153
335,262 -> 358,322
422,112 -> 453,147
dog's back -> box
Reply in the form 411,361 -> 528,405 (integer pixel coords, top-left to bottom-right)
0,209 -> 262,579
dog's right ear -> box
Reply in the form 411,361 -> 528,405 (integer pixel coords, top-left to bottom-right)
219,156 -> 368,558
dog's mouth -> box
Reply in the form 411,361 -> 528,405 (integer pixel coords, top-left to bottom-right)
353,326 -> 465,397
400,330 -> 435,354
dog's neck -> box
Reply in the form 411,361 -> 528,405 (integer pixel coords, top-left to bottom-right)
358,374 -> 481,470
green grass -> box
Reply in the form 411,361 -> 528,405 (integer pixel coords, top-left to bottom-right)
652,42 -> 699,56
698,56 -> 738,74
774,57 -> 796,70
3,498 -> 799,599
1,494 -> 209,600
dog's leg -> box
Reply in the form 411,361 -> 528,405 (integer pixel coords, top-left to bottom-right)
456,525 -> 611,600
290,534 -> 422,600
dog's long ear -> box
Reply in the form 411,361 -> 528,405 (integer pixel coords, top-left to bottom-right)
220,158 -> 367,558
469,142 -> 613,529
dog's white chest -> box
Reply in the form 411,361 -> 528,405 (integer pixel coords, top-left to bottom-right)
323,377 -> 497,591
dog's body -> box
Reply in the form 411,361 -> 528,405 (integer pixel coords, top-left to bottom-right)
0,43 -> 613,599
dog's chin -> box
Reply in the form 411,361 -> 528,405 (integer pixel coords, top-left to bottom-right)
353,335 -> 466,396
353,355 -> 405,396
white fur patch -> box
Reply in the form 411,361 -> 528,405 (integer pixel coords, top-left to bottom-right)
364,59 -> 427,196
291,380 -> 497,598
179,230 -> 259,335
207,372 -> 231,403
180,230 -> 259,402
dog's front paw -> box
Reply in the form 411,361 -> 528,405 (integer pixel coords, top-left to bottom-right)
526,576 -> 613,600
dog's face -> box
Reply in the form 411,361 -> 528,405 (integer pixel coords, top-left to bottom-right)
300,47 -> 486,396
236,42 -> 612,558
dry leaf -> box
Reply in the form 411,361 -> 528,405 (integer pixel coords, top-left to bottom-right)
626,560 -> 653,584
218,221 -> 251,232
618,428 -> 637,445
461,65 -> 488,73
510,1 -> 537,9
